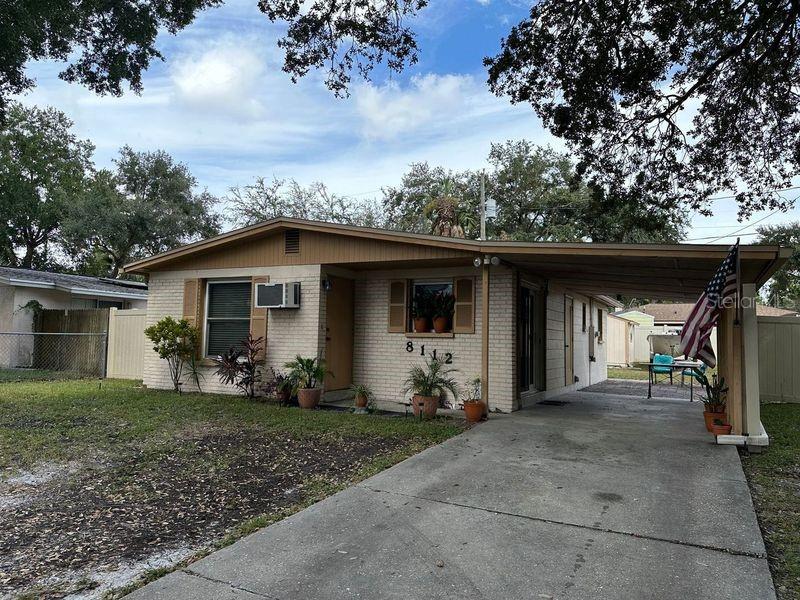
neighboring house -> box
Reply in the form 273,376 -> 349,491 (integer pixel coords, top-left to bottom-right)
123,217 -> 787,434
0,267 -> 148,333
610,309 -> 654,327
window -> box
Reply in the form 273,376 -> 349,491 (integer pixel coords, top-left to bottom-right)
205,281 -> 252,356
597,308 -> 604,342
388,277 -> 474,335
581,303 -> 587,332
411,281 -> 453,333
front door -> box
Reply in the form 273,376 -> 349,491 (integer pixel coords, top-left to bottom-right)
518,286 -> 545,392
564,296 -> 574,386
324,276 -> 354,391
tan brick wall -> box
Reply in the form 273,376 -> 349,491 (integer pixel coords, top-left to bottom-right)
351,265 -> 517,413
143,266 -> 323,393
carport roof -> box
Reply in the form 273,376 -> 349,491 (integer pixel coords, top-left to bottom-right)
124,218 -> 790,301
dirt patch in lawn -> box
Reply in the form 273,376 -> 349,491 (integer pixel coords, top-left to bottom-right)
0,427 -> 407,598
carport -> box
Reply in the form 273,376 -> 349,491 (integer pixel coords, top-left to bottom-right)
479,241 -> 791,445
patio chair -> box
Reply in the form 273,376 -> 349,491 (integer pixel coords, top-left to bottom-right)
681,362 -> 707,386
651,353 -> 675,385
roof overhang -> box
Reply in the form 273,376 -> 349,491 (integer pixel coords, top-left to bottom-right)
0,276 -> 148,301
123,218 -> 790,302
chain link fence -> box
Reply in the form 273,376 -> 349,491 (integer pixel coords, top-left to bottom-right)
0,332 -> 107,380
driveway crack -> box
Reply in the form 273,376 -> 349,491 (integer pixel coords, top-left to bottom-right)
182,567 -> 277,598
358,484 -> 767,560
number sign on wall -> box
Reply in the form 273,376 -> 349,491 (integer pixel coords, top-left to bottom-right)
405,341 -> 453,364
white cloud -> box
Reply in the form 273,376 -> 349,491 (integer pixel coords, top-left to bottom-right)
355,73 -> 495,140
171,39 -> 266,118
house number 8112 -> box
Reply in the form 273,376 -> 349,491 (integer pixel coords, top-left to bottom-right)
405,341 -> 453,364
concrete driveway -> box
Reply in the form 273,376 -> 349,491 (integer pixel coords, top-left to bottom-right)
128,388 -> 774,599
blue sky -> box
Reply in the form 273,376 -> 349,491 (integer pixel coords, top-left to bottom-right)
18,0 -> 799,243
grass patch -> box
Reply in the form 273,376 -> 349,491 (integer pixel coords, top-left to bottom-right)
0,379 -> 465,598
0,379 -> 461,473
608,363 -> 717,382
741,403 -> 800,599
0,368 -> 88,383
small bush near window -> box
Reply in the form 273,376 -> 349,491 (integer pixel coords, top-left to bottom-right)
211,334 -> 264,399
144,316 -> 201,392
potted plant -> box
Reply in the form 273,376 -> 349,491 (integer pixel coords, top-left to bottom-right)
462,376 -> 484,423
285,355 -> 328,409
432,290 -> 455,334
268,367 -> 296,406
711,418 -> 732,436
697,372 -> 728,432
411,289 -> 432,333
350,383 -> 373,410
403,356 -> 460,419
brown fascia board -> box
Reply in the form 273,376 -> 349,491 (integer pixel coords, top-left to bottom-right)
123,217 -> 789,275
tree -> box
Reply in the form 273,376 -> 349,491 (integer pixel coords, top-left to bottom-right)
382,163 -> 481,238
63,147 -> 220,277
227,177 -> 384,229
0,103 -> 93,268
144,316 -> 201,392
1,0 -> 221,114
2,0 -> 424,111
383,142 -> 686,243
485,1 -> 800,219
757,223 -> 800,309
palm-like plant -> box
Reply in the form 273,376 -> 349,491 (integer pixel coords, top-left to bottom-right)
403,356 -> 460,406
696,372 -> 727,413
284,355 -> 327,389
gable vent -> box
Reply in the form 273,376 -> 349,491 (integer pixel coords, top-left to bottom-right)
284,229 -> 301,254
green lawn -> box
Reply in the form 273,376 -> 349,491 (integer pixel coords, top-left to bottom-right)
0,379 -> 464,598
608,363 -> 717,382
0,367 -> 87,383
741,403 -> 800,600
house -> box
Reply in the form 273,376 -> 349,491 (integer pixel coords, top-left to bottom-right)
0,267 -> 148,333
622,302 -> 798,332
609,309 -> 655,327
125,218 -> 789,441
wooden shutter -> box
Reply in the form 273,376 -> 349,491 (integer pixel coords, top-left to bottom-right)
453,277 -> 475,333
250,276 -> 269,360
388,280 -> 407,333
183,279 -> 205,357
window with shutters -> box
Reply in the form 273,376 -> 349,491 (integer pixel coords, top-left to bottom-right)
204,280 -> 252,356
389,277 -> 474,335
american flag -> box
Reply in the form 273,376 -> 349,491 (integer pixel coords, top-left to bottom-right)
678,241 -> 740,368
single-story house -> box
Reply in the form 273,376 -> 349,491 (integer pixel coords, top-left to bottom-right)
609,309 -> 655,327
620,302 -> 799,332
125,218 -> 790,444
0,267 -> 148,332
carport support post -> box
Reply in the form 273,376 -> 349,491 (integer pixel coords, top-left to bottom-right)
481,261 -> 490,416
741,283 -> 761,436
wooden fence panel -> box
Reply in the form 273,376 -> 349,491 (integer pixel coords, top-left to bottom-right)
34,309 -> 109,375
759,316 -> 800,403
106,308 -> 147,380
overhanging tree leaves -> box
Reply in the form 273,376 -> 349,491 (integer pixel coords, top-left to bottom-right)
485,0 -> 800,219
1,0 -> 221,114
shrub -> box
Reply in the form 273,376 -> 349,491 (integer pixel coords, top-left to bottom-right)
211,334 -> 264,399
144,316 -> 201,392
403,356 -> 460,408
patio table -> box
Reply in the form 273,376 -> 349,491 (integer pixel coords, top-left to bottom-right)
644,360 -> 705,401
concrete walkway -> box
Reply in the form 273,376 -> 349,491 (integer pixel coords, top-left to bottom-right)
128,390 -> 774,599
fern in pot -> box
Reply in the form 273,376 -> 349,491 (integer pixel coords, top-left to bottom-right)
285,356 -> 328,409
403,356 -> 460,419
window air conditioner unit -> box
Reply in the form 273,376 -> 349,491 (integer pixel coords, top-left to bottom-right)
255,282 -> 301,309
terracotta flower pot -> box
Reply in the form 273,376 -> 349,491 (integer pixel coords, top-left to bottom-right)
279,388 -> 293,406
463,400 -> 485,423
411,394 -> 439,419
703,410 -> 726,432
711,422 -> 732,436
354,393 -> 368,408
298,388 -> 322,409
414,317 -> 431,333
433,316 -> 449,334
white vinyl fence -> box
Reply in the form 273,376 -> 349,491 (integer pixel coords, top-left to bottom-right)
606,314 -> 634,366
106,308 -> 147,379
758,316 -> 800,403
